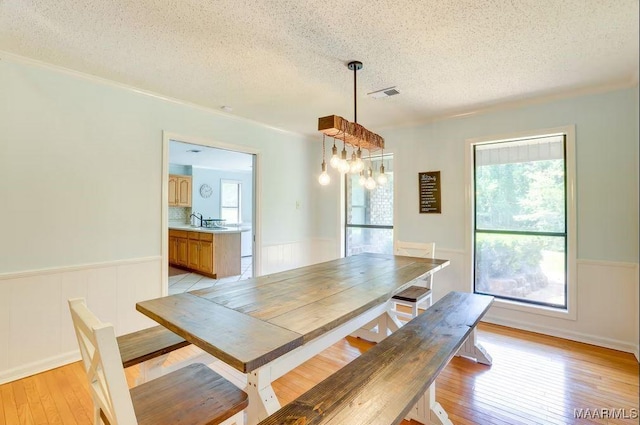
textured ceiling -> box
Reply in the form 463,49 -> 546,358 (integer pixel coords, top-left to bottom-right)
1,0 -> 638,137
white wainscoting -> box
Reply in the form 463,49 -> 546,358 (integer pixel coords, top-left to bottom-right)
260,238 -> 341,275
0,257 -> 162,385
428,248 -> 639,358
260,240 -> 313,275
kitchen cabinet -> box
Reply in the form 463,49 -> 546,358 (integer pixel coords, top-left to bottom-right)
168,174 -> 192,207
168,229 -> 228,277
169,230 -> 189,267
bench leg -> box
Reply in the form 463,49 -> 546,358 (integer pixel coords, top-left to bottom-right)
246,367 -> 280,425
136,354 -> 171,384
456,328 -> 492,365
219,410 -> 245,425
406,383 -> 453,425
350,314 -> 389,342
134,349 -> 217,385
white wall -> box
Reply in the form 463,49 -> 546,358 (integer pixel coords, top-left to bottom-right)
315,86 -> 639,356
0,54 -> 317,383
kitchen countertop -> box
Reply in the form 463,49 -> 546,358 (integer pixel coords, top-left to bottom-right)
169,224 -> 251,234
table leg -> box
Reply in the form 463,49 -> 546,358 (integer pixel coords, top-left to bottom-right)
456,328 -> 492,365
245,367 -> 280,425
406,383 -> 453,425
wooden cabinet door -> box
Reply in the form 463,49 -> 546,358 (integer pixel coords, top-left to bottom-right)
168,236 -> 178,265
198,240 -> 215,275
177,177 -> 192,207
168,175 -> 178,206
187,238 -> 200,270
177,238 -> 188,266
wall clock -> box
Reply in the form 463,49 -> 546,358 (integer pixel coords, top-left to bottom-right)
199,184 -> 213,198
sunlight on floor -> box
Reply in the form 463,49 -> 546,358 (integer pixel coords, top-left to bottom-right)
168,256 -> 252,295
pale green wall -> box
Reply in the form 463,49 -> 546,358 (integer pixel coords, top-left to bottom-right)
383,87 -> 638,263
0,57 -> 315,273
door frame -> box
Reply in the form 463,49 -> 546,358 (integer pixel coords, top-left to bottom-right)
161,131 -> 261,295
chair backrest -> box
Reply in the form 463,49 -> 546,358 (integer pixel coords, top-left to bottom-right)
394,241 -> 436,288
68,298 -> 137,425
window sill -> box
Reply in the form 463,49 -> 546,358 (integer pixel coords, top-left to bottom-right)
490,297 -> 576,321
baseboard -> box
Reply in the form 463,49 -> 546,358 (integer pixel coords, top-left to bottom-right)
482,315 -> 639,360
0,350 -> 80,385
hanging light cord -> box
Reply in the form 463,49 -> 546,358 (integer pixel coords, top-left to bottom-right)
322,134 -> 326,159
353,63 -> 358,124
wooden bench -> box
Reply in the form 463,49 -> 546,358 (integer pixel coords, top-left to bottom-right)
69,298 -> 248,425
258,291 -> 494,425
391,285 -> 432,321
117,325 -> 190,368
117,325 -> 210,384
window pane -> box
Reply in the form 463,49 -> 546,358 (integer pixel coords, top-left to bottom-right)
221,182 -> 239,207
475,233 -> 566,307
346,157 -> 393,226
475,138 -> 565,233
346,227 -> 393,256
221,207 -> 239,223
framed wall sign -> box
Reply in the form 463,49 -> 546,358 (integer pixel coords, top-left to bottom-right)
419,171 -> 441,214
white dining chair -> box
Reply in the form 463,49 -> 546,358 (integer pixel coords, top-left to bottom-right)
68,298 -> 247,425
391,241 -> 436,323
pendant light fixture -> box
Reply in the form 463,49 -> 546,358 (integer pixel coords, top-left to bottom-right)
317,61 -> 386,186
318,134 -> 331,186
329,138 -> 340,169
377,148 -> 388,185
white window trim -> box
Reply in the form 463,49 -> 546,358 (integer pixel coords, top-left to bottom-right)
464,125 -> 577,320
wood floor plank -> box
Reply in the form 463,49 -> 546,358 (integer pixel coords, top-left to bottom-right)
31,373 -> 62,425
12,380 -> 36,425
60,364 -> 93,422
1,384 -> 20,425
20,377 -> 48,425
1,322 -> 637,425
42,371 -> 78,425
0,382 -> 5,425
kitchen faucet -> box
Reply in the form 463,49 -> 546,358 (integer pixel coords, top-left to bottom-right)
190,212 -> 203,227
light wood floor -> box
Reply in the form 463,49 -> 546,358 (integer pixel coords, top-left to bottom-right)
1,323 -> 637,425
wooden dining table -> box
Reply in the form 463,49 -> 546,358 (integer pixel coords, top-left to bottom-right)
137,253 -> 461,424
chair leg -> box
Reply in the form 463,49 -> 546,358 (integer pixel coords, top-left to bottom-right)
412,303 -> 419,318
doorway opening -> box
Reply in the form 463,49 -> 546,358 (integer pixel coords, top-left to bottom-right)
161,133 -> 259,295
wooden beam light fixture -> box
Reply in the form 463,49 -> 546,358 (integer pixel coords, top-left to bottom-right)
317,61 -> 386,188
317,115 -> 384,152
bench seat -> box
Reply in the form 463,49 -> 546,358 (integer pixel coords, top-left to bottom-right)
117,325 -> 190,368
392,285 -> 431,303
129,363 -> 248,425
258,291 -> 493,425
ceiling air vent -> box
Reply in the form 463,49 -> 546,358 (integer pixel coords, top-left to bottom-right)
367,86 -> 400,99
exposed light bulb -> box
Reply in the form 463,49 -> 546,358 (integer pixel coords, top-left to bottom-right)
338,159 -> 351,174
365,176 -> 377,190
355,149 -> 365,173
358,171 -> 366,186
329,145 -> 340,169
318,160 -> 330,185
377,164 -> 387,185
337,146 -> 350,174
349,152 -> 359,174
319,171 -> 330,185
